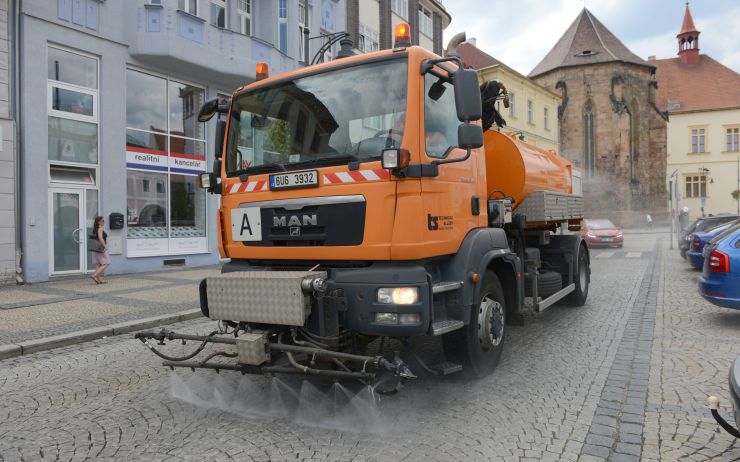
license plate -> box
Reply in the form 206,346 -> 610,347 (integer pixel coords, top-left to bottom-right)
269,170 -> 318,190
602,237 -> 613,242
231,207 -> 262,241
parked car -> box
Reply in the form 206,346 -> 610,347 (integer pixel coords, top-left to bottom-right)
680,214 -> 740,259
581,218 -> 623,248
686,221 -> 737,269
698,224 -> 740,309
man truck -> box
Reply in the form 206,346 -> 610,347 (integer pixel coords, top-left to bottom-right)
137,24 -> 590,387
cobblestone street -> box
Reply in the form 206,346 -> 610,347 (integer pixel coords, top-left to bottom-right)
0,233 -> 738,461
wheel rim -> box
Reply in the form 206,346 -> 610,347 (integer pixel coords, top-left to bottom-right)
579,256 -> 587,290
477,295 -> 504,351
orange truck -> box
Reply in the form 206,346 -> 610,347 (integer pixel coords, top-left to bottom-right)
136,24 -> 589,387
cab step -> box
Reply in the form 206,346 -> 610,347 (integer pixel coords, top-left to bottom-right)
431,319 -> 464,336
431,362 -> 463,375
432,281 -> 463,294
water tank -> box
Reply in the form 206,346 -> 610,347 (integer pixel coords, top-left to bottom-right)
483,130 -> 574,208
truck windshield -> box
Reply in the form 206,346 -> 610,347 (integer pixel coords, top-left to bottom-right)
225,59 -> 408,176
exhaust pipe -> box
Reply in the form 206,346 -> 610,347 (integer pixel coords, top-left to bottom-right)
445,31 -> 466,57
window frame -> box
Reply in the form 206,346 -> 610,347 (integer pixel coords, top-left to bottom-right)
725,126 -> 739,152
544,106 -> 549,130
179,0 -> 198,16
527,99 -> 534,125
125,66 -> 209,257
423,70 -> 458,159
237,0 -> 251,35
690,126 -> 707,153
278,0 -> 288,54
209,0 -> 228,29
47,44 -> 100,169
392,0 -> 409,20
684,174 -> 708,198
299,0 -> 309,62
508,91 -> 515,118
418,4 -> 433,38
358,23 -> 379,53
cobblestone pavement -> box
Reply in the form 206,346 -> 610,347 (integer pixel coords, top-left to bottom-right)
0,234 -> 738,461
0,266 -> 221,345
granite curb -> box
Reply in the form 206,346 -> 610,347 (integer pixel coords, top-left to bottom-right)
0,309 -> 202,361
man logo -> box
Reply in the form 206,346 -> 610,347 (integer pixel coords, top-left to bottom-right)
273,214 -> 317,227
290,227 -> 301,237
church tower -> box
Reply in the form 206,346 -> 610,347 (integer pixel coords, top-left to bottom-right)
677,3 -> 700,65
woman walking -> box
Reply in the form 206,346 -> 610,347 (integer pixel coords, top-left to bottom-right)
91,216 -> 110,284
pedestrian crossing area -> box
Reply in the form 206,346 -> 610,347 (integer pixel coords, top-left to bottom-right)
593,251 -> 648,259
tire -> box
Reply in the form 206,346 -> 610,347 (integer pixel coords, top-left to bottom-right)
442,271 -> 506,377
564,246 -> 589,306
524,270 -> 562,298
680,250 -> 687,259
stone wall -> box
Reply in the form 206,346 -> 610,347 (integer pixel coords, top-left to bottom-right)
534,63 -> 668,219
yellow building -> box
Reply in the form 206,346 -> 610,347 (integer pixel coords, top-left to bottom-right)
652,4 -> 740,220
456,42 -> 561,152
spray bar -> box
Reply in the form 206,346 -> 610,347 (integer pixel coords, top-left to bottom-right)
162,361 -> 376,380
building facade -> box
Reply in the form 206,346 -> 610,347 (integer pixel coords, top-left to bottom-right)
456,41 -> 561,152
651,4 -> 740,220
18,0 -> 346,283
529,8 -> 668,225
348,0 -> 449,54
0,0 -> 17,285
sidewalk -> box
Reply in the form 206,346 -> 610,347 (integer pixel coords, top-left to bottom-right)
0,266 -> 221,360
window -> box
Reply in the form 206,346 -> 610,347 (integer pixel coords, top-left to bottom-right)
358,24 -> 379,53
278,0 -> 288,54
584,104 -> 595,177
527,100 -> 534,124
691,128 -> 706,153
685,175 -> 707,198
179,0 -> 198,15
726,127 -> 739,152
424,72 -> 459,158
210,0 -> 227,28
126,69 -> 207,256
508,92 -> 515,118
237,0 -> 251,35
47,46 -> 98,165
544,107 -> 549,130
392,0 -> 408,19
299,0 -> 309,62
419,5 -> 433,37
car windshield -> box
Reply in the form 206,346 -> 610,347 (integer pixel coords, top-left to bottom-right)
225,59 -> 408,176
585,219 -> 616,229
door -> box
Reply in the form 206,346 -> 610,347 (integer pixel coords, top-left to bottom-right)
50,188 -> 85,275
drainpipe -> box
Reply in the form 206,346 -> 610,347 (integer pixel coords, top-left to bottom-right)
11,0 -> 24,284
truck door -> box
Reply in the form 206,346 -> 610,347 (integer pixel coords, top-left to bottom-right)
418,70 -> 488,257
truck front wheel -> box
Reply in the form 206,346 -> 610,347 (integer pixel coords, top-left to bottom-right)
443,271 -> 506,377
564,246 -> 589,306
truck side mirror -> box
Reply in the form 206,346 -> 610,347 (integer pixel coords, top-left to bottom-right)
458,123 -> 483,150
453,69 -> 482,122
198,98 -> 220,122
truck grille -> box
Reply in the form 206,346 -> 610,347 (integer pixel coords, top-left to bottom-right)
240,195 -> 366,247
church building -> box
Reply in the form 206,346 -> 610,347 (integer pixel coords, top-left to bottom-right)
529,9 -> 668,223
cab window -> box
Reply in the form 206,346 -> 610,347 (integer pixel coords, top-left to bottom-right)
424,72 -> 459,158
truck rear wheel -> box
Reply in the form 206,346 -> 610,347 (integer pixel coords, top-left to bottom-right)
564,246 -> 589,306
443,271 -> 506,377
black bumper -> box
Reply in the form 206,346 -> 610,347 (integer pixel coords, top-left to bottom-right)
220,260 -> 431,336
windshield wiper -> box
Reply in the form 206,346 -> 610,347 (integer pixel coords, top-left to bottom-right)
232,163 -> 287,176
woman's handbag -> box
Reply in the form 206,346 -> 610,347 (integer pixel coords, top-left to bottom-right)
88,237 -> 104,253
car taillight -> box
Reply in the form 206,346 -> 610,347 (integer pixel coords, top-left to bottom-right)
709,249 -> 730,273
692,236 -> 701,251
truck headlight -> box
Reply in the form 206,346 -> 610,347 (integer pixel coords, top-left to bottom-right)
377,287 -> 419,304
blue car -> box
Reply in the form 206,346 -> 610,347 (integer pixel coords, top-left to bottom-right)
687,222 -> 735,269
698,225 -> 740,309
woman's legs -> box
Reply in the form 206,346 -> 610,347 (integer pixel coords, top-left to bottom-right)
98,264 -> 109,281
92,263 -> 101,282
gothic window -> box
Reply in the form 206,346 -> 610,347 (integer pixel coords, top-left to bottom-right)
584,104 -> 595,177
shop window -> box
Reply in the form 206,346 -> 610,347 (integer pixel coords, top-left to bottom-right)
126,68 -> 208,256
48,117 -> 98,164
48,47 -> 98,89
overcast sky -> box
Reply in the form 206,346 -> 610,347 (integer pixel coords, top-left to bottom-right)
442,0 -> 740,76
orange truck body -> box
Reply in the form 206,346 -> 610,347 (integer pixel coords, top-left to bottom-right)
217,46 -> 576,264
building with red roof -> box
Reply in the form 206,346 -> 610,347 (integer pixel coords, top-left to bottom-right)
650,3 -> 740,219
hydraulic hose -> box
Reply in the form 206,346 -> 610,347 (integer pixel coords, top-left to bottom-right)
136,330 -> 219,362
